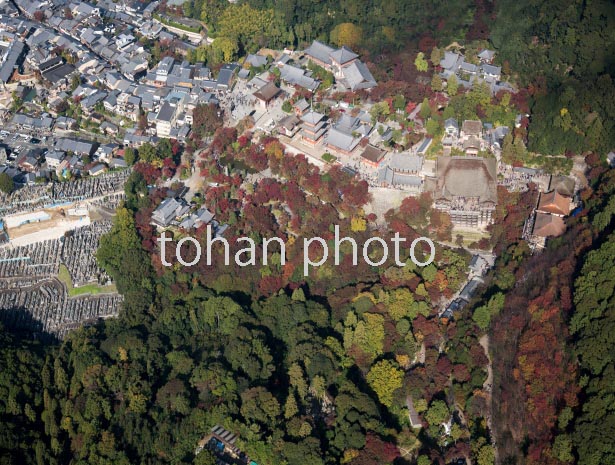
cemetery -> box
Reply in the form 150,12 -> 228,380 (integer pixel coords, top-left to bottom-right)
0,219 -> 122,338
0,171 -> 130,216
61,221 -> 113,286
0,280 -> 122,339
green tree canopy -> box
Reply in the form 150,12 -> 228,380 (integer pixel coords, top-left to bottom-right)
425,400 -> 450,426
0,172 -> 15,194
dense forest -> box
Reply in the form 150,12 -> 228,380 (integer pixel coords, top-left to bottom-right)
491,0 -> 615,155
483,154 -> 615,465
179,0 -> 475,54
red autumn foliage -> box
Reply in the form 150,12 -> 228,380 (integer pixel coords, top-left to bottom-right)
133,162 -> 162,185
351,433 -> 399,465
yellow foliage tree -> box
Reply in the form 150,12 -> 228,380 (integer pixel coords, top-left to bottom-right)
350,216 -> 367,232
342,449 -> 360,463
212,36 -> 238,63
395,354 -> 411,369
117,346 -> 128,362
330,23 -> 363,49
366,360 -> 404,407
265,140 -> 285,160
387,288 -> 415,320
351,313 -> 385,358
352,291 -> 377,303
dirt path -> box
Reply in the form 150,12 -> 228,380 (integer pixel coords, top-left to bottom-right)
479,334 -> 497,462
412,342 -> 426,367
480,334 -> 493,390
454,405 -> 474,465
